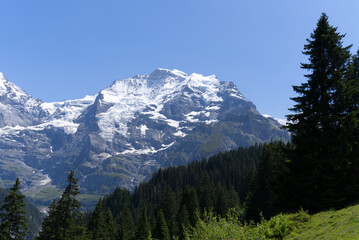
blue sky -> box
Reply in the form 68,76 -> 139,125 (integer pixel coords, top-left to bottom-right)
0,1 -> 358,119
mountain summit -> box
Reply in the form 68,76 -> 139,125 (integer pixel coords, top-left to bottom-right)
0,69 -> 289,207
0,72 -> 46,127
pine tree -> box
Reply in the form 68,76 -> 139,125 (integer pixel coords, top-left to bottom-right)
0,178 -> 29,240
36,200 -> 59,240
88,199 -> 112,240
132,207 -> 151,240
152,210 -> 170,240
245,143 -> 287,221
116,207 -> 134,240
344,50 -> 359,202
215,184 -> 228,217
180,186 -> 199,227
37,171 -> 86,240
284,13 -> 355,212
227,186 -> 240,210
197,173 -> 214,211
159,185 -> 178,237
105,209 -> 116,240
176,204 -> 190,240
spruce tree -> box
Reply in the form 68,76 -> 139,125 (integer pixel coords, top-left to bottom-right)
227,186 -> 240,210
37,171 -> 86,240
197,173 -> 214,211
176,204 -> 190,240
105,209 -> 116,240
245,143 -> 287,221
159,186 -> 178,237
180,186 -> 199,227
36,200 -> 59,240
344,50 -> 359,202
284,13 -> 355,212
88,199 -> 112,240
132,207 -> 151,240
0,178 -> 29,240
152,210 -> 170,240
116,207 -> 134,240
215,184 -> 228,217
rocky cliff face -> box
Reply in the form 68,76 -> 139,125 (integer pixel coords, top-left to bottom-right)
0,69 -> 289,206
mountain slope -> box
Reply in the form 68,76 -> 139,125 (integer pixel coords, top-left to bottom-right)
0,69 -> 289,207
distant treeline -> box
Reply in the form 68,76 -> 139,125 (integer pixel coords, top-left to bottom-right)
96,142 -> 288,239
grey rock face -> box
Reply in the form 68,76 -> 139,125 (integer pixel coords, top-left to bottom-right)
0,69 -> 289,206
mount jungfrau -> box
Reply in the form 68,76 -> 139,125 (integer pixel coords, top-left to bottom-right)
0,69 -> 289,208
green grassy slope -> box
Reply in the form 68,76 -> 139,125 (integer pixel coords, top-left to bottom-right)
285,203 -> 359,240
187,202 -> 359,239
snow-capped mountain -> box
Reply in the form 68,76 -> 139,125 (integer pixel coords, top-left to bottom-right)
0,72 -> 47,127
0,69 -> 289,207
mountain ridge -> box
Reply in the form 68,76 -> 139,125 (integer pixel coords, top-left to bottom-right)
0,69 -> 289,209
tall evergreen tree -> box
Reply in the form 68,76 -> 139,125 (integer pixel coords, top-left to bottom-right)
37,171 -> 86,240
151,210 -> 170,240
105,209 -> 116,240
132,207 -> 151,240
176,204 -> 190,240
342,50 -> 359,202
116,207 -> 134,240
214,184 -> 228,217
197,174 -> 214,211
180,186 -> 199,227
0,178 -> 29,240
36,200 -> 59,240
159,186 -> 178,237
284,13 -> 355,212
227,186 -> 240,210
88,199 -> 113,240
245,143 -> 287,221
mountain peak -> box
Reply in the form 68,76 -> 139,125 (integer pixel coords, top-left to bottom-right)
0,72 -> 7,91
149,68 -> 188,79
0,72 -> 29,99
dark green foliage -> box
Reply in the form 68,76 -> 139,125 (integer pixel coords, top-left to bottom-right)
176,204 -> 190,240
159,186 -> 178,237
102,144 -> 262,216
132,207 -> 151,240
36,171 -> 86,240
105,209 -> 116,240
245,142 -> 288,222
284,13 -> 359,212
99,144 -> 266,238
344,50 -> 359,203
151,210 -> 170,240
226,186 -> 240,210
88,199 -> 114,240
36,201 -> 59,240
103,188 -> 132,220
180,186 -> 199,227
116,207 -> 134,240
0,178 -> 29,240
197,173 -> 215,211
215,183 -> 228,217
